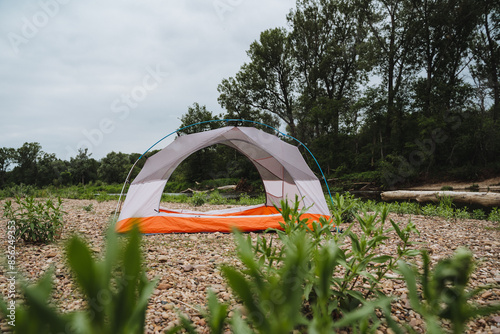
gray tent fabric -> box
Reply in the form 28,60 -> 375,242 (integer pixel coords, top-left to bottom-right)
118,126 -> 329,222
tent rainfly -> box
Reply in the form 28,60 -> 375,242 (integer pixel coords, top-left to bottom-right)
116,126 -> 331,233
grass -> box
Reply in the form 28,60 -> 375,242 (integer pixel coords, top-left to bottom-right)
2,183 -> 499,223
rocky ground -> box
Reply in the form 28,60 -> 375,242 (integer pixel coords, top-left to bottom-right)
0,199 -> 499,333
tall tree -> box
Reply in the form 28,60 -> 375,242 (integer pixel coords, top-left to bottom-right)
288,0 -> 372,139
14,142 -> 43,185
218,28 -> 297,137
37,153 -> 67,187
362,0 -> 419,154
98,152 -> 131,184
0,147 -> 16,187
70,148 -> 98,185
471,0 -> 500,120
412,0 -> 481,117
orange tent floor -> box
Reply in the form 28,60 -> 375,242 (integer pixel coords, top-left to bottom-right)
116,205 -> 331,234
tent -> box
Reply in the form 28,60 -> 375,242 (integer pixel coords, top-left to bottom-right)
115,126 -> 331,233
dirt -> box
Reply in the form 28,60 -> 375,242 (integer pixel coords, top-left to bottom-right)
0,199 -> 499,333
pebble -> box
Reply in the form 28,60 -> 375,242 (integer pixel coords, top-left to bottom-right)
182,264 -> 194,272
5,199 -> 499,334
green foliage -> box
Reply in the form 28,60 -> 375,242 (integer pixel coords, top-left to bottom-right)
488,207 -> 500,222
189,191 -> 207,207
440,185 -> 454,191
0,183 -> 36,198
0,225 -> 157,334
169,195 -> 421,332
169,196 -> 499,333
208,191 -> 225,205
328,192 -> 360,224
472,209 -> 486,220
398,249 -> 500,334
160,193 -> 189,203
82,203 -> 94,212
2,196 -> 65,244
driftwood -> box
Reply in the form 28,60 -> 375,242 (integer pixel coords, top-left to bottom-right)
380,190 -> 500,207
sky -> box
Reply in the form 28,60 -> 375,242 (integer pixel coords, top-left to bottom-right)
0,0 -> 295,161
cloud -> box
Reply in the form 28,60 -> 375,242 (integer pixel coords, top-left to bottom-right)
0,0 -> 294,160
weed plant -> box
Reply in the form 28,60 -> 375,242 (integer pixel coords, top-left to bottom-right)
3,196 -> 66,244
190,191 -> 207,206
168,196 -> 500,333
0,226 -> 156,334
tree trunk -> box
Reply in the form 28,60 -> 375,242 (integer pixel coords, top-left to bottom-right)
380,190 -> 500,207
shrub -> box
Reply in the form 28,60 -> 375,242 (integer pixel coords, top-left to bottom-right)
488,207 -> 500,222
440,185 -> 454,191
190,191 -> 207,206
0,225 -> 157,334
167,197 -> 500,333
472,209 -> 486,220
208,190 -> 226,205
82,203 -> 94,212
3,196 -> 65,244
399,248 -> 500,333
168,196 -> 422,332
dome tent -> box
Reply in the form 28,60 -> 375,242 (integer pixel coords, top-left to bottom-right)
116,126 -> 331,233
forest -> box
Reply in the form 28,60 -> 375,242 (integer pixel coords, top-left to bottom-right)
1,0 -> 499,190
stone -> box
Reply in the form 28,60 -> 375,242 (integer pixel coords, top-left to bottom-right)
182,264 -> 194,272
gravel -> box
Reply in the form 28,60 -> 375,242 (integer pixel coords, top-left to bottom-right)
0,199 -> 499,333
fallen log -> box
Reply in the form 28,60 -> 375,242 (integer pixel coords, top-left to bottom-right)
380,190 -> 500,207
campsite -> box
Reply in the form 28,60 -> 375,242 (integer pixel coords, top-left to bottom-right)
1,0 -> 500,332
1,192 -> 499,333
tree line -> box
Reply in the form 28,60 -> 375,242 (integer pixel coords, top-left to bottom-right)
2,0 -> 499,189
214,0 -> 500,186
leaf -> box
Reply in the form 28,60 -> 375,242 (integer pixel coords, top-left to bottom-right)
221,266 -> 262,323
230,310 -> 254,334
206,289 -> 229,334
371,255 -> 393,264
333,297 -> 392,329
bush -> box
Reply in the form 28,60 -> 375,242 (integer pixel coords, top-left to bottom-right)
208,190 -> 226,205
168,197 -> 500,333
168,196 -> 423,332
0,225 -> 157,334
488,207 -> 500,222
82,203 -> 94,212
399,248 -> 500,333
3,196 -> 65,244
472,209 -> 486,220
189,191 -> 207,206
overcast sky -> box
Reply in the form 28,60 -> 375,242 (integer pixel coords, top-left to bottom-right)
0,0 -> 295,160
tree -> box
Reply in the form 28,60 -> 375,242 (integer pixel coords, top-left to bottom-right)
178,103 -> 221,135
70,149 -> 98,185
412,0 -> 480,118
288,0 -> 372,140
13,142 -> 43,185
37,153 -> 68,187
0,147 -> 16,187
98,152 -> 131,184
362,0 -> 421,154
218,28 -> 296,136
471,0 -> 500,120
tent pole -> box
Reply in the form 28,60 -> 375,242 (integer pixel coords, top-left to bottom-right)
112,157 -> 141,223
